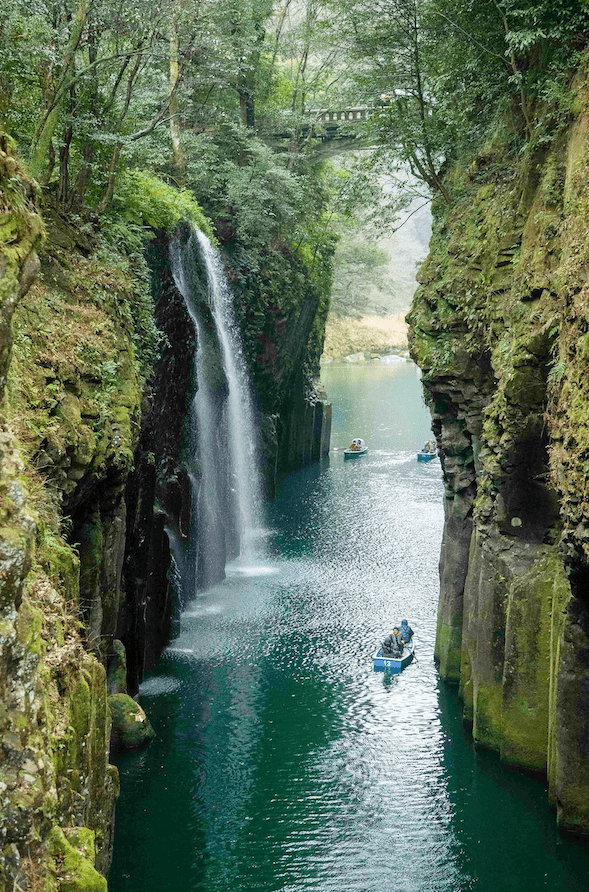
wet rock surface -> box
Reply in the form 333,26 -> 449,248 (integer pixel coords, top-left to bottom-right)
221,236 -> 332,480
408,91 -> 589,837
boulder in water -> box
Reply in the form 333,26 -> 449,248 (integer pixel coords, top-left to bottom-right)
109,693 -> 155,754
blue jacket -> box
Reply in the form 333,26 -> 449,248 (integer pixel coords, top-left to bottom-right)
399,621 -> 413,643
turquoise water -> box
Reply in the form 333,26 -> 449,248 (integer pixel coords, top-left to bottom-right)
110,360 -> 589,892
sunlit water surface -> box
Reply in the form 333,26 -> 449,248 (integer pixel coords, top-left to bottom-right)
110,361 -> 589,892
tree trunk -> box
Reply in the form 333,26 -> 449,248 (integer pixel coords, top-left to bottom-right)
239,90 -> 255,127
58,85 -> 76,207
69,20 -> 100,213
169,11 -> 185,172
29,0 -> 87,181
95,144 -> 121,216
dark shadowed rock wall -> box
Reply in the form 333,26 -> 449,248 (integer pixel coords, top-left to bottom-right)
221,235 -> 332,489
118,230 -> 197,695
408,67 -> 589,837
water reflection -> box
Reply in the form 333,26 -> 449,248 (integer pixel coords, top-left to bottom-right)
110,362 -> 589,892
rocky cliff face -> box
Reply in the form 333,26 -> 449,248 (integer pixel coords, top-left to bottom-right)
125,226 -> 331,608
0,134 -> 332,887
119,230 -> 197,694
408,67 -> 589,837
221,234 -> 332,486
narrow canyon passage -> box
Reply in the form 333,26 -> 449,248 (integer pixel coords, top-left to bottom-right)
109,363 -> 589,892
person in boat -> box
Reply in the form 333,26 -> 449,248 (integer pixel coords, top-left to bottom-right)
422,439 -> 435,454
392,627 -> 404,654
399,620 -> 413,644
382,628 -> 403,657
349,439 -> 360,451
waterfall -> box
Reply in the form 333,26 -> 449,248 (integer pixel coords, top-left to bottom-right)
170,226 -> 264,593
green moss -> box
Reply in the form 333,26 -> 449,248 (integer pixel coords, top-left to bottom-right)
107,640 -> 127,695
64,827 -> 96,862
107,168 -> 214,240
473,682 -> 505,751
78,515 -> 103,620
435,610 -> 463,682
462,679 -> 474,725
459,635 -> 474,724
15,595 -> 44,655
71,675 -> 92,741
7,236 -> 143,500
556,784 -> 589,837
548,565 -> 574,798
48,827 -> 107,892
35,528 -> 80,605
499,553 -> 564,770
0,135 -> 124,888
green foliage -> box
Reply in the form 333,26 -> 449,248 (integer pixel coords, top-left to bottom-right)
180,122 -> 337,303
547,358 -> 566,388
90,237 -> 161,383
94,170 -> 213,382
499,0 -> 589,53
105,170 -> 213,244
183,127 -> 300,249
325,0 -> 589,200
2,0 -> 587,220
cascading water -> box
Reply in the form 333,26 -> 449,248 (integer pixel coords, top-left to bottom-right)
194,230 -> 263,555
170,226 -> 264,595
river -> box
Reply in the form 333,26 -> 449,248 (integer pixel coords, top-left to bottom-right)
109,360 -> 589,892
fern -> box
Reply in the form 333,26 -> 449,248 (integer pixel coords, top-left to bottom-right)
103,169 -> 214,249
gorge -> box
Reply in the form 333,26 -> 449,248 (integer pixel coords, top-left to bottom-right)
5,1 -> 589,889
409,78 -> 589,835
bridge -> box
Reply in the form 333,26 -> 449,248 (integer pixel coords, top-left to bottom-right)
271,107 -> 373,143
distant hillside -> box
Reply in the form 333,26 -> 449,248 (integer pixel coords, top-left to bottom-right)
323,197 -> 431,359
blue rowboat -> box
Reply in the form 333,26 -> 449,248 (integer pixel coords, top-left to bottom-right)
344,437 -> 368,459
417,440 -> 436,462
373,639 -> 415,672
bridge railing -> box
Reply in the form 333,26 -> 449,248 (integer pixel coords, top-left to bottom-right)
270,106 -> 378,142
309,107 -> 372,124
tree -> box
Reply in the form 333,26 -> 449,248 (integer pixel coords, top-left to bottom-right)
326,0 -> 589,200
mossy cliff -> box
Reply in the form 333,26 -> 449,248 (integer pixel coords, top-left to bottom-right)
126,224 -> 332,609
408,61 -> 589,837
0,135 -> 121,889
1,150 -> 191,888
